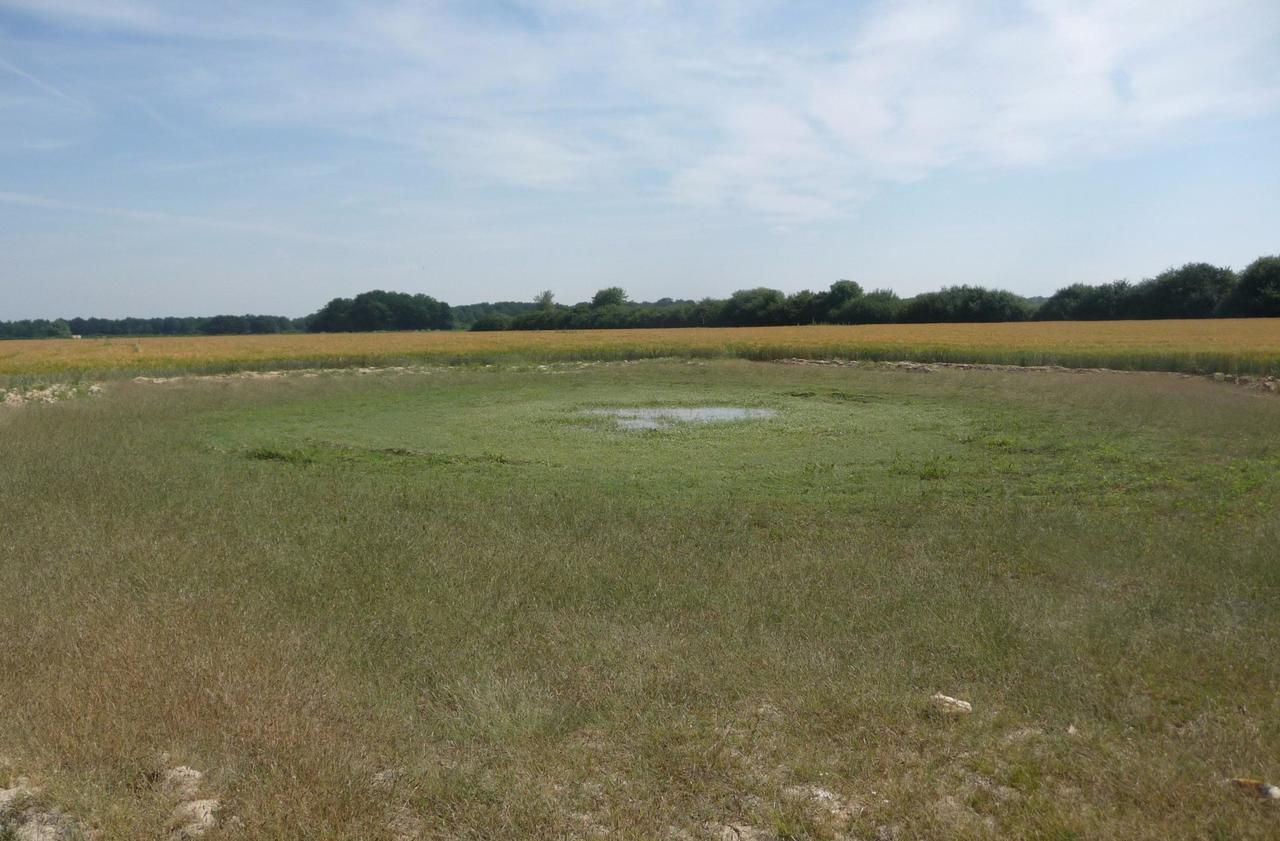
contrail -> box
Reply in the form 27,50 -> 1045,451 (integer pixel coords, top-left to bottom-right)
0,55 -> 87,109
0,189 -> 371,248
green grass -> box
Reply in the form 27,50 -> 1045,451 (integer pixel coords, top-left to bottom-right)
2,360 -> 1279,839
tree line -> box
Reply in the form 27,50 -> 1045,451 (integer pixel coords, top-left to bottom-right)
474,255 -> 1280,331
0,291 -> 450,340
2,255 -> 1276,340
1037,257 -> 1278,320
0,314 -> 301,340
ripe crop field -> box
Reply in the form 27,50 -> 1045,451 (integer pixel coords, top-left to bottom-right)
1,318 -> 1279,381
2,359 -> 1279,840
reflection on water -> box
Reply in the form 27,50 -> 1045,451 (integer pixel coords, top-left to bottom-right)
587,407 -> 778,430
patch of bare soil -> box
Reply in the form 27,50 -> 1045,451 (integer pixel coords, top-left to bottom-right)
776,357 -> 1280,394
156,761 -> 220,840
0,757 -> 223,841
128,359 -> 639,387
0,777 -> 92,841
0,384 -> 102,409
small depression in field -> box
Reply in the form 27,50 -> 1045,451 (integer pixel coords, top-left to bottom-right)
587,407 -> 778,430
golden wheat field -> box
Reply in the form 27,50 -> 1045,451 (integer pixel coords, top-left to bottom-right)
2,319 -> 1279,379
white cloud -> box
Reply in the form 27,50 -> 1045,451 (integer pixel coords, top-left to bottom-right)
2,0 -> 1278,220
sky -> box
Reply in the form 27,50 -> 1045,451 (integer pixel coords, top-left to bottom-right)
2,0 -> 1279,319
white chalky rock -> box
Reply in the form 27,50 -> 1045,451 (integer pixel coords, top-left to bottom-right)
15,813 -> 73,841
162,767 -> 204,800
170,799 -> 219,838
710,824 -> 776,841
0,780 -> 38,817
781,785 -> 859,821
931,693 -> 973,714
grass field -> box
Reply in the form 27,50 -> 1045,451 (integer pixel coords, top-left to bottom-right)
2,318 -> 1280,383
3,359 -> 1278,840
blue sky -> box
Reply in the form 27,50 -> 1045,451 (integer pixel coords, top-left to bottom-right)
2,0 -> 1279,318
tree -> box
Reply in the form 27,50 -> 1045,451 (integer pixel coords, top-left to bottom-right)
202,314 -> 249,335
308,297 -> 354,332
828,282 -> 868,323
349,294 -> 394,330
469,313 -> 513,331
451,301 -> 539,328
1036,281 -> 1134,320
824,280 -> 863,312
535,290 -> 555,313
900,286 -> 1031,323
306,290 -> 452,333
785,289 -> 820,323
1129,263 -> 1235,318
1217,256 -> 1280,317
720,288 -> 791,326
591,287 -> 628,308
837,288 -> 902,324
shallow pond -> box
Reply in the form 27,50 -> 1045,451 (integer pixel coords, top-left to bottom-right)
587,407 -> 778,430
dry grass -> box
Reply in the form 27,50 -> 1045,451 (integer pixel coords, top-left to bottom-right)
3,359 -> 1279,839
1,318 -> 1278,381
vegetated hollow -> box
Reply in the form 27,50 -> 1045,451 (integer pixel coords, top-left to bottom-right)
585,406 -> 778,430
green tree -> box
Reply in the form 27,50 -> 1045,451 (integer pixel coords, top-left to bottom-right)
307,290 -> 452,333
824,280 -> 867,323
591,287 -> 628,308
720,288 -> 791,326
838,288 -> 902,324
1037,281 -> 1134,320
1217,256 -> 1280,317
1130,263 -> 1235,318
469,313 -> 513,331
900,286 -> 1031,323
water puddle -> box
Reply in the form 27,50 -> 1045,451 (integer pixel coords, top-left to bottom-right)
586,407 -> 778,430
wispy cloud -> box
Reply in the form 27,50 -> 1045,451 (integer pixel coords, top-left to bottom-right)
0,189 -> 370,247
667,0 -> 1280,214
2,0 -> 1279,222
